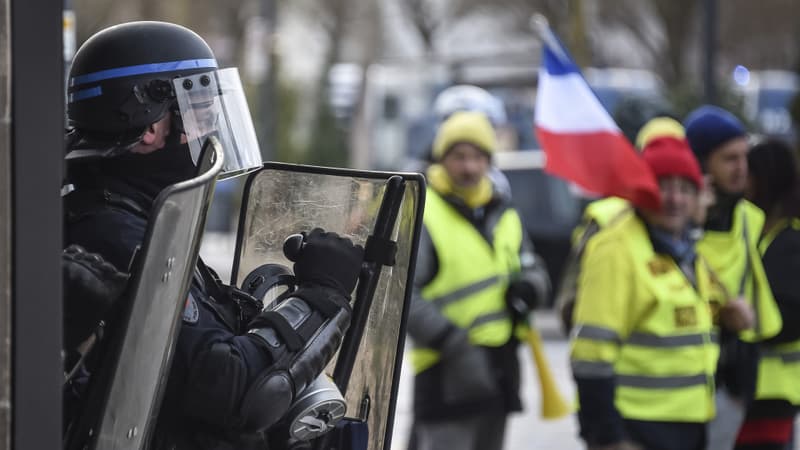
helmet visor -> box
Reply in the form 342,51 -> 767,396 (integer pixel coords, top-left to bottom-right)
173,68 -> 262,179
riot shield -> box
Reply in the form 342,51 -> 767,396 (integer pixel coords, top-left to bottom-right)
231,163 -> 425,450
67,138 -> 224,450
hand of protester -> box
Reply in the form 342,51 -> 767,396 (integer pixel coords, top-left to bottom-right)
506,279 -> 540,320
288,228 -> 364,296
719,297 -> 755,332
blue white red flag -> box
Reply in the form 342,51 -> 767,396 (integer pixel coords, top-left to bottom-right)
533,25 -> 661,210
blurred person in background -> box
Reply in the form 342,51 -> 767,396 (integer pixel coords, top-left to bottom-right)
734,139 -> 800,450
406,111 -> 550,450
570,134 -> 752,450
684,106 -> 783,450
406,84 -> 513,196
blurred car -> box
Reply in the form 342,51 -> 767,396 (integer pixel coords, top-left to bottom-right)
493,150 -> 585,306
733,69 -> 799,145
584,68 -> 672,144
584,68 -> 667,114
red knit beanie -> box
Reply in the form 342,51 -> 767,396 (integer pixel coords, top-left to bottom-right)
641,137 -> 703,190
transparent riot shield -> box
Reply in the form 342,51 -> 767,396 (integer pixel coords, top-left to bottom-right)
66,138 -> 224,450
231,163 -> 425,450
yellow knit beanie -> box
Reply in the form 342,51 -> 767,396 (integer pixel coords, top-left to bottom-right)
635,116 -> 686,151
432,111 -> 497,160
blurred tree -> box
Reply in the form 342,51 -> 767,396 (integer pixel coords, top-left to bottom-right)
396,0 -> 443,52
394,0 -> 572,58
73,0 -> 252,67
593,0 -> 698,88
68,0 -> 800,163
567,0 -> 590,67
718,0 -> 799,70
285,0 -> 382,166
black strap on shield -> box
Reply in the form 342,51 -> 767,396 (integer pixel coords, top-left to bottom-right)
308,176 -> 405,450
332,175 -> 404,393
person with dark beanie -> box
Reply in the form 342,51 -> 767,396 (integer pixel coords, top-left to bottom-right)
735,139 -> 800,450
684,106 -> 783,450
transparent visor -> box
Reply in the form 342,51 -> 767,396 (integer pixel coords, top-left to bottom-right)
173,68 -> 263,179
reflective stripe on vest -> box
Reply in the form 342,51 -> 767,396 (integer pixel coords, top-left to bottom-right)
756,340 -> 800,405
617,373 -> 708,389
428,275 -> 503,308
410,189 -> 522,373
570,214 -> 720,422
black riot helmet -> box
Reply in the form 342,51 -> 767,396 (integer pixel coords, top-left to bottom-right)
68,21 -> 216,139
66,21 -> 262,177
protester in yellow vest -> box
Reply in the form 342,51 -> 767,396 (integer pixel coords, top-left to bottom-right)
570,135 -> 754,450
734,139 -> 800,450
684,106 -> 783,450
556,117 -> 687,333
406,111 -> 551,450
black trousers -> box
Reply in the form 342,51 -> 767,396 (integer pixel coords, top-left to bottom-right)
408,409 -> 507,450
624,419 -> 706,450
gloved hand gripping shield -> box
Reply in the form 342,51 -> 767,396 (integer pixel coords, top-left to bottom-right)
231,164 -> 426,450
172,67 -> 262,179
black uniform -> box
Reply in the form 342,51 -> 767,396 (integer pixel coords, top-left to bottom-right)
63,153 -> 355,450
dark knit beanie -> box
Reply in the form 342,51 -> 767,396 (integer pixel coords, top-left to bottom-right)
683,105 -> 747,163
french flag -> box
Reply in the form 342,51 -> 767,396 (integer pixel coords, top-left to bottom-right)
533,24 -> 661,210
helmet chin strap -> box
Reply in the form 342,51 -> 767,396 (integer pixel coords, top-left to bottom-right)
64,127 -> 145,161
164,114 -> 188,158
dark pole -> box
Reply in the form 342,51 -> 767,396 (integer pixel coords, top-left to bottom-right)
11,0 -> 63,448
259,0 -> 277,162
0,0 -> 10,446
703,0 -> 718,104
332,176 -> 405,393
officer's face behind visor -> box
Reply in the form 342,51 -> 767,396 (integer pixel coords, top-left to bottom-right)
173,68 -> 263,179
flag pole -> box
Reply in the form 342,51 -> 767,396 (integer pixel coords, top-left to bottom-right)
529,14 -> 569,64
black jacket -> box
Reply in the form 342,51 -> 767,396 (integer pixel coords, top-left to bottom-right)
760,223 -> 800,345
64,181 -> 273,450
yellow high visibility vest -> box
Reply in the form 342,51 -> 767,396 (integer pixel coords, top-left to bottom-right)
571,213 -> 725,422
410,189 -> 522,374
696,200 -> 782,342
571,197 -> 632,246
754,218 -> 800,405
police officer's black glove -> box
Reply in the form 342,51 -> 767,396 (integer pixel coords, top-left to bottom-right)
290,228 -> 364,297
63,245 -> 130,349
505,279 -> 540,322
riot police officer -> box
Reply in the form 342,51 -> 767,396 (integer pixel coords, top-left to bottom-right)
62,21 -> 363,449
